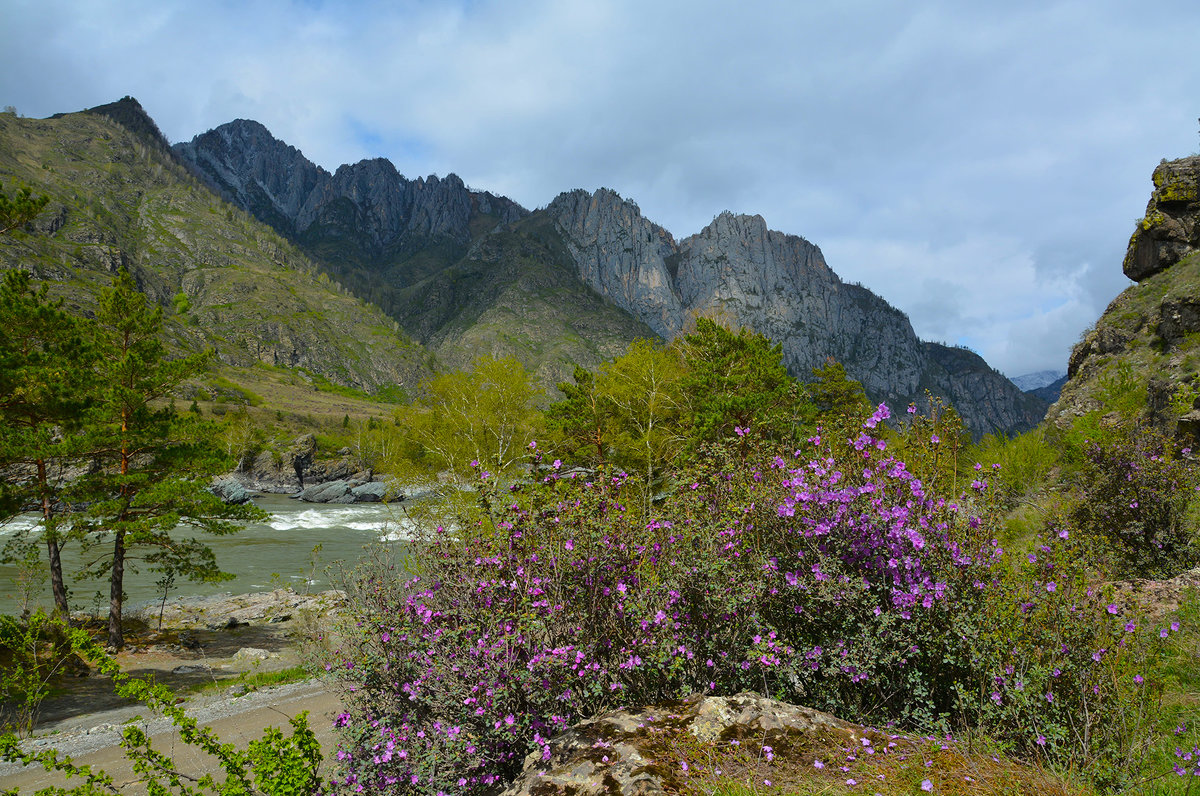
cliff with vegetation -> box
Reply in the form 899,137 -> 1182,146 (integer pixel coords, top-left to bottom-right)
1050,155 -> 1200,436
548,189 -> 1045,435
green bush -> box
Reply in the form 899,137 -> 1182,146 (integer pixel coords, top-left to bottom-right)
1068,422 -> 1200,578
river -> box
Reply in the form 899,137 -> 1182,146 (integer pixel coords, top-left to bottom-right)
0,495 -> 418,617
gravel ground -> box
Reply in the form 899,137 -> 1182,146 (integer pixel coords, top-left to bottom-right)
1,590 -> 348,793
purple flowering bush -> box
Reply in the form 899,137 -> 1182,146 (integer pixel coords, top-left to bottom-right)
327,405 -> 1178,793
965,526 -> 1174,789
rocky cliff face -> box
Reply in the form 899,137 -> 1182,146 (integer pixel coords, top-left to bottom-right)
1124,156 -> 1200,282
1050,155 -> 1200,433
174,121 -> 527,270
548,189 -> 1044,436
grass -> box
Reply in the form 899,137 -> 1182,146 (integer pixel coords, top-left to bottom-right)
640,718 -> 1089,796
186,664 -> 312,698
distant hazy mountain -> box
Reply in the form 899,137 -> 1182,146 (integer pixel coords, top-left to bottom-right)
1011,370 -> 1067,392
173,114 -> 1046,436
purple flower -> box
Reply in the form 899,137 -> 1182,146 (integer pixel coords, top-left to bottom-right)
1046,582 -> 1056,592
1107,604 -> 1120,615
921,780 -> 933,792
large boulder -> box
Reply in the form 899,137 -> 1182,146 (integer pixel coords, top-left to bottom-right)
500,692 -> 863,796
209,476 -> 255,505
1124,156 -> 1200,282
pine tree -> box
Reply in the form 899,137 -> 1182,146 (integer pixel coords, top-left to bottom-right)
0,181 -> 49,236
76,269 -> 265,649
0,271 -> 96,619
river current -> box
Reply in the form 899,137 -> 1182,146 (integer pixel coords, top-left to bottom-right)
0,495 -> 416,617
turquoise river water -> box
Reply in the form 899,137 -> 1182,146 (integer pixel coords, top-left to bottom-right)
0,494 -> 416,617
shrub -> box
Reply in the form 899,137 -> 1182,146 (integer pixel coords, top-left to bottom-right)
328,407 -> 1186,794
966,526 -> 1174,790
329,408 -> 1002,792
1068,422 -> 1200,578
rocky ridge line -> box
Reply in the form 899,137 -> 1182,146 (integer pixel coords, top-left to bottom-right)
548,189 -> 1045,436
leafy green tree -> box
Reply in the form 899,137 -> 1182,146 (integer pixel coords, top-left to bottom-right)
676,318 -> 804,448
594,339 -> 689,500
0,271 -> 96,619
76,269 -> 265,650
390,355 -> 545,482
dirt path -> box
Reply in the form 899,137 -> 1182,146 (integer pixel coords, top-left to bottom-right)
2,680 -> 344,793
1,590 -> 350,793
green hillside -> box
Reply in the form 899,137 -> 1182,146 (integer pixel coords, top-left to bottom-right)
0,105 -> 428,396
390,213 -> 658,386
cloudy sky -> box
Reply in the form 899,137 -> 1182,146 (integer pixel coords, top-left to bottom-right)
3,0 -> 1198,377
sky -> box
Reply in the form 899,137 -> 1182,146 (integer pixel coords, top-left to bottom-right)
2,0 -> 1198,378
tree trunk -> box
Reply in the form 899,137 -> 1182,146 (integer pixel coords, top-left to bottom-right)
107,528 -> 125,650
37,457 -> 70,620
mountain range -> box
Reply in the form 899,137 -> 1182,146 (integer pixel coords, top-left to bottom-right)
1,97 -> 1047,436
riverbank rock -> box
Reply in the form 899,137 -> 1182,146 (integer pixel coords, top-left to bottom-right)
500,692 -> 861,796
210,476 -> 256,504
223,433 -> 391,500
133,588 -> 345,630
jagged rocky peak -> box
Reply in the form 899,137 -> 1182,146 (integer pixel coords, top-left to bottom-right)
80,96 -> 173,153
174,119 -> 328,226
676,211 -> 834,309
174,120 -> 528,251
547,188 -> 682,337
1124,155 -> 1200,281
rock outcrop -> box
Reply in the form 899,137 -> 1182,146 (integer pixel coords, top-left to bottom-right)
223,434 -> 385,500
548,190 -> 1045,436
1049,155 -> 1200,433
500,692 -> 864,796
1124,156 -> 1200,282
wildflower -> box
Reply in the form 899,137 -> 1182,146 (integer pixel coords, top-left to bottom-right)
1036,735 -> 1046,746
1107,604 -> 1120,615
813,759 -> 825,769
921,780 -> 933,792
1046,582 -> 1056,592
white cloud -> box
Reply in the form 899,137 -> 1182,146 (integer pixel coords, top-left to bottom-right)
1,0 -> 1196,380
